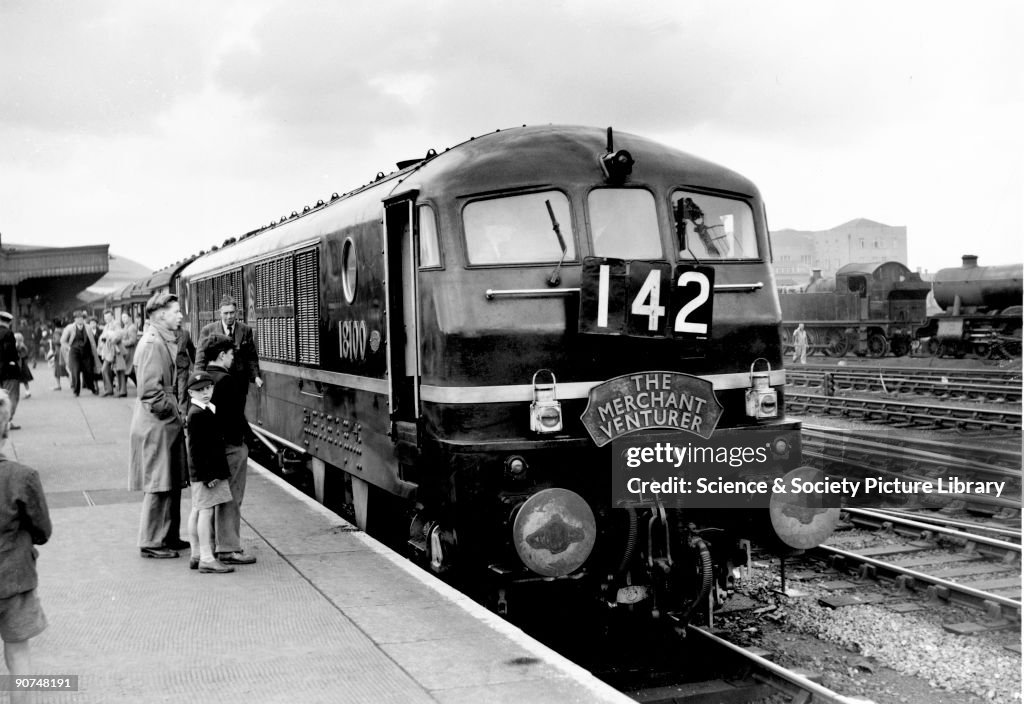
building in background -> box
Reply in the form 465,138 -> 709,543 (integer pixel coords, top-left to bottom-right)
771,218 -> 908,287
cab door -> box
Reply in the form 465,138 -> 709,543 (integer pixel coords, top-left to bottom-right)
382,192 -> 421,431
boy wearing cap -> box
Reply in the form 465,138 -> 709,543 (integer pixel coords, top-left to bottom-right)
0,389 -> 51,704
184,372 -> 233,574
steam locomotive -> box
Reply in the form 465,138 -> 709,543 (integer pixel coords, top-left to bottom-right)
918,255 -> 1023,358
174,125 -> 837,623
779,261 -> 931,357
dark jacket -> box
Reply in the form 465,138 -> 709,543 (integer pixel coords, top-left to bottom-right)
185,403 -> 231,484
0,327 -> 19,382
195,320 -> 260,387
206,364 -> 247,446
175,327 -> 196,406
0,456 -> 52,599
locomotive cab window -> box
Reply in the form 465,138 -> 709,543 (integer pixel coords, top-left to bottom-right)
463,191 -> 575,265
672,191 -> 757,260
588,188 -> 662,259
418,204 -> 441,268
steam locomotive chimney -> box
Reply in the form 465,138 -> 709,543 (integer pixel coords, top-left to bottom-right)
809,269 -> 822,284
962,254 -> 978,268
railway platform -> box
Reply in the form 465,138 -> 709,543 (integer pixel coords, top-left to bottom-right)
2,382 -> 633,704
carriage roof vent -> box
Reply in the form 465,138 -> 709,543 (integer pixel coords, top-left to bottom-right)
396,159 -> 421,170
962,254 -> 978,268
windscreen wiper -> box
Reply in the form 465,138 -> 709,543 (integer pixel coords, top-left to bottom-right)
545,199 -> 568,286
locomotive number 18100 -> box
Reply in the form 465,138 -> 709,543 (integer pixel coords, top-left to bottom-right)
178,124 -> 838,625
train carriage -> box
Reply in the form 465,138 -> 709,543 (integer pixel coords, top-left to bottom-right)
178,125 -> 837,622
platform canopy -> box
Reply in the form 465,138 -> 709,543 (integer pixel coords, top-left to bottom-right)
0,242 -> 110,320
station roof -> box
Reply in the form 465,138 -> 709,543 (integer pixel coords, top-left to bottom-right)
0,242 -> 110,286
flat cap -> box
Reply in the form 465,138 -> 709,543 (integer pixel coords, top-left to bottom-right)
187,371 -> 214,391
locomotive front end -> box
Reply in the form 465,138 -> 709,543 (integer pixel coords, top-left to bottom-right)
414,126 -> 838,621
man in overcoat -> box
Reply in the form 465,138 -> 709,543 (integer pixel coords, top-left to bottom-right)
60,310 -> 101,396
195,295 -> 263,405
129,292 -> 188,558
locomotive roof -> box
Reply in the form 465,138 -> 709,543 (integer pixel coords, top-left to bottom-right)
180,124 -> 760,281
835,261 -> 911,277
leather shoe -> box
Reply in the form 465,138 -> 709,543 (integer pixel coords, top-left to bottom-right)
216,551 -> 256,565
140,547 -> 179,559
198,559 -> 234,574
164,539 -> 191,551
189,557 -> 199,570
8,423 -> 20,430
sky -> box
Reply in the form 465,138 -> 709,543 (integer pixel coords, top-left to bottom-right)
1,0 -> 1021,275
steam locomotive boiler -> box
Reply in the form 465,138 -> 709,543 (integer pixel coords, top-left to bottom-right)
177,125 -> 838,624
920,255 -> 1023,358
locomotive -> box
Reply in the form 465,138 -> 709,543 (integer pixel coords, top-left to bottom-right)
176,125 -> 838,623
779,261 -> 931,357
917,255 -> 1023,358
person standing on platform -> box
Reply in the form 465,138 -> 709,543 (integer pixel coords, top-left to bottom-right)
99,310 -> 126,397
183,371 -> 234,574
85,317 -> 102,394
129,293 -> 188,559
46,328 -> 67,392
202,335 -> 256,566
792,323 -> 809,365
0,389 -> 52,704
60,311 -> 99,397
195,295 -> 263,405
14,333 -> 32,399
121,312 -> 138,392
0,313 -> 21,430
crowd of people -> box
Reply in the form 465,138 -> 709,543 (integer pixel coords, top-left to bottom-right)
0,292 -> 264,693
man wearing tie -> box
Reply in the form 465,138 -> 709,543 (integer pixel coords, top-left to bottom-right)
195,295 -> 263,403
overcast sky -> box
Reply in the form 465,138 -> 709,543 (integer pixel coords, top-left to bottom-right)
2,0 -> 1021,274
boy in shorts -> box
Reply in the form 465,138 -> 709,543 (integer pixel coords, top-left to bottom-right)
184,372 -> 234,574
0,389 -> 51,703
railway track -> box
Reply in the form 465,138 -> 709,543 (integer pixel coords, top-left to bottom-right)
787,391 -> 1022,434
788,367 -> 1022,403
813,507 -> 1021,623
621,626 -> 863,704
866,508 -> 1021,542
801,425 -> 1021,518
802,423 -> 1023,474
799,363 -> 1021,383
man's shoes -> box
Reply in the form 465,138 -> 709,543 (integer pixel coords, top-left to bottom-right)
101,392 -> 113,397
8,423 -> 20,430
189,557 -> 199,570
23,391 -> 30,398
164,539 -> 192,551
73,392 -> 79,397
140,547 -> 179,559
51,386 -> 61,391
216,551 -> 256,565
117,393 -> 127,398
198,559 -> 234,574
